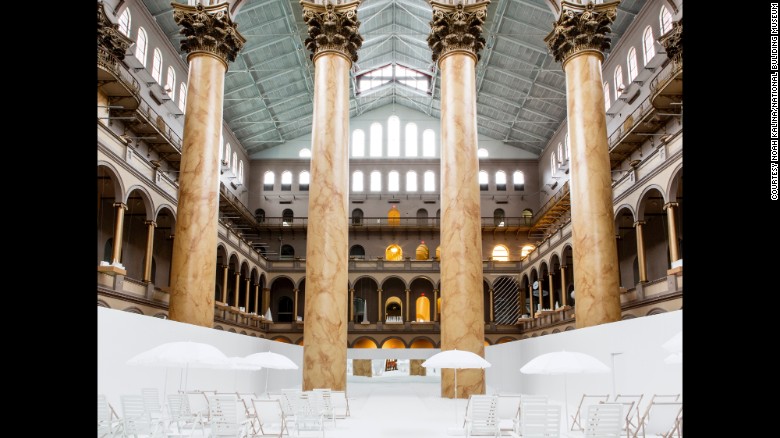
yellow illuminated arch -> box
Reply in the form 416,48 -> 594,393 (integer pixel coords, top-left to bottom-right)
382,338 -> 405,349
386,244 -> 403,261
388,205 -> 400,226
353,338 -> 378,348
415,295 -> 430,321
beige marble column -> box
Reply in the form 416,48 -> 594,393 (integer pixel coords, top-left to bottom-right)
254,283 -> 260,314
433,289 -> 439,322
233,271 -> 241,308
349,288 -> 355,322
293,288 -> 299,320
221,265 -> 229,304
529,283 -> 535,317
664,202 -> 680,263
428,0 -> 489,398
262,287 -> 271,315
110,203 -> 127,271
377,289 -> 383,322
405,289 -> 411,322
488,289 -> 494,323
244,278 -> 251,311
561,266 -> 568,307
634,221 -> 647,283
548,272 -> 555,309
545,1 -> 621,329
168,3 -> 245,327
300,0 -> 363,392
143,221 -> 156,283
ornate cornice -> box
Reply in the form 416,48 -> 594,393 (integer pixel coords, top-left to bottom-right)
172,2 -> 246,67
427,1 -> 490,64
97,1 -> 132,60
659,19 -> 682,66
300,1 -> 363,63
544,1 -> 618,65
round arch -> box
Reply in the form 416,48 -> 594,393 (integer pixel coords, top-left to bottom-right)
352,337 -> 379,348
271,336 -> 292,343
380,337 -> 407,349
646,308 -> 668,316
122,306 -> 144,315
409,337 -> 435,348
495,337 -> 517,344
98,300 -> 111,308
380,275 -> 408,290
666,164 -> 683,203
613,204 -> 637,222
97,162 -> 126,202
635,184 -> 668,221
123,185 -> 156,221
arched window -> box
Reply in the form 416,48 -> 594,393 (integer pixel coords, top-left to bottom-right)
352,129 -> 365,157
224,143 -> 231,165
370,171 -> 381,191
660,6 -> 673,34
603,82 -> 611,111
642,26 -> 656,65
232,152 -> 238,175
478,148 -> 488,158
424,171 -> 435,192
495,171 -> 506,191
388,171 -> 399,192
520,244 -> 535,258
299,171 -> 310,191
522,209 -> 533,225
178,83 -> 187,113
263,172 -> 275,191
255,209 -> 265,223
282,209 -> 294,225
491,245 -> 509,261
151,48 -> 163,85
416,209 -> 428,225
627,47 -> 638,82
280,244 -> 295,259
238,161 -> 244,183
513,171 -> 524,191
493,209 -> 505,226
352,171 -> 364,192
551,152 -> 557,175
479,170 -> 489,191
135,27 -> 148,66
385,244 -> 403,261
299,148 -> 311,158
565,133 -> 571,158
351,209 -> 364,226
405,123 -> 418,157
614,65 -> 624,96
350,244 -> 365,259
387,116 -> 400,157
422,129 -> 435,157
558,142 -> 565,164
166,67 -> 176,98
281,171 -> 292,191
406,171 -> 417,192
118,9 -> 131,37
370,123 -> 382,157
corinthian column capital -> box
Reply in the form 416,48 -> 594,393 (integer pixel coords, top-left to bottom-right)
172,2 -> 246,68
97,1 -> 133,60
301,1 -> 364,64
544,1 -> 619,65
659,18 -> 682,66
427,1 -> 490,65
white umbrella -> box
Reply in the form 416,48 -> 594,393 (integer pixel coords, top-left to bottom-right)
422,349 -> 491,427
243,351 -> 299,395
126,341 -> 230,391
520,351 -> 610,430
662,331 -> 682,353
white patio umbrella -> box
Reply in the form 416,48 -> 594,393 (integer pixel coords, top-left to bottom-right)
520,351 -> 611,430
243,351 -> 299,395
422,349 -> 491,427
126,341 -> 230,392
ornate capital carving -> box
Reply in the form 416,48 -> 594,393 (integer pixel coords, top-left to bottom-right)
544,1 -> 618,65
172,2 -> 246,66
97,1 -> 132,60
659,19 -> 682,66
301,1 -> 363,63
427,1 -> 490,64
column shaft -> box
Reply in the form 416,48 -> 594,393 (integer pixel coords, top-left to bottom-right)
111,203 -> 127,264
635,221 -> 647,283
377,289 -> 383,322
254,283 -> 260,314
221,266 -> 229,304
665,203 -> 680,263
233,272 -> 240,308
143,221 -> 156,282
405,289 -> 410,322
244,279 -> 251,311
548,272 -> 554,309
488,289 -> 494,323
561,267 -> 568,307
294,288 -> 299,321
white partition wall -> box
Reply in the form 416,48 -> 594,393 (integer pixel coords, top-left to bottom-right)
485,311 -> 682,421
98,307 -> 303,407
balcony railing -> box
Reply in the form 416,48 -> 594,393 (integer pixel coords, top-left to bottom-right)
254,216 -> 533,228
97,46 -> 140,95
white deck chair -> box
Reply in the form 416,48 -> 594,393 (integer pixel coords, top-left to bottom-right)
463,395 -> 500,438
121,394 -> 154,437
632,402 -> 681,438
184,392 -> 211,422
167,393 -> 208,436
583,403 -> 623,438
252,399 -> 288,437
520,403 -> 561,438
295,391 -> 325,437
98,394 -> 122,438
208,394 -> 250,438
517,395 -> 548,432
236,392 -> 259,436
313,389 -> 336,427
141,388 -> 165,433
329,391 -> 350,419
494,394 -> 522,436
570,394 -> 610,432
612,394 -> 643,436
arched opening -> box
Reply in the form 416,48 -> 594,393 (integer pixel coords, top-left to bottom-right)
381,338 -> 405,349
282,209 -> 294,225
615,208 -> 638,288
522,209 -> 533,226
277,296 -> 293,322
352,208 -> 364,225
353,338 -> 378,348
280,245 -> 295,260
385,244 -> 403,261
255,209 -> 265,223
415,295 -> 431,322
491,245 -> 509,261
415,241 -> 429,260
385,297 -> 402,322
520,244 -> 535,259
272,337 -> 291,344
410,338 -> 434,348
349,245 -> 366,260
270,277 -> 295,322
410,277 -> 434,322
493,209 -> 505,226
153,207 -> 176,288
388,205 -> 400,226
416,208 -> 428,225
638,188 -> 669,281
122,189 -> 152,281
353,277 -> 379,323
98,166 -> 123,267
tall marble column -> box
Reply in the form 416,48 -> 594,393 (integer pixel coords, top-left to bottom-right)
300,0 -> 363,392
109,203 -> 127,274
548,272 -> 555,309
560,266 -> 568,307
428,0 -> 489,398
664,202 -> 680,263
221,265 -> 229,304
168,3 -> 245,327
254,282 -> 260,314
143,220 -> 156,283
233,271 -> 241,308
634,221 -> 647,283
545,1 -> 621,329
262,287 -> 271,315
293,288 -> 299,320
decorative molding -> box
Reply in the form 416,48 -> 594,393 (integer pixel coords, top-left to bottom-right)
544,1 -> 618,65
172,3 -> 246,66
300,1 -> 364,63
659,19 -> 682,66
97,1 -> 132,60
427,1 -> 490,64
